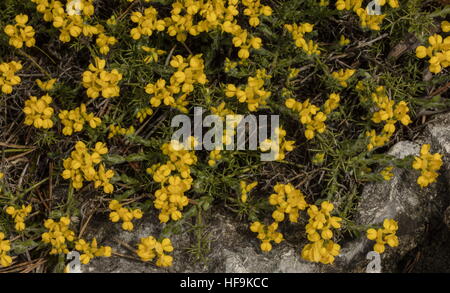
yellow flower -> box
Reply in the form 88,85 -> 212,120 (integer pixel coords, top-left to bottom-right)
415,46 -> 428,59
108,124 -> 135,139
412,144 -> 443,188
23,95 -> 54,129
366,87 -> 412,150
6,205 -> 32,231
137,236 -> 174,267
286,96 -> 337,140
82,57 -> 122,99
380,166 -> 394,181
301,239 -> 340,264
339,35 -> 350,46
41,217 -> 76,255
250,221 -> 283,252
285,22 -> 320,55
366,219 -> 399,254
62,141 -> 114,192
415,32 -> 450,74
4,14 -> 36,48
269,183 -> 307,223
240,180 -> 258,203
442,21 -> 450,33
36,79 -> 57,91
75,238 -> 112,264
59,103 -> 102,136
145,54 -> 206,112
108,200 -> 143,231
0,61 -> 22,94
0,232 -> 12,267
225,72 -> 271,112
96,33 -> 117,55
130,7 -> 165,40
331,69 -> 356,87
141,46 -> 166,64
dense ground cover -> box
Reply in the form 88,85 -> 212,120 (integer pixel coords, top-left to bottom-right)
0,0 -> 449,272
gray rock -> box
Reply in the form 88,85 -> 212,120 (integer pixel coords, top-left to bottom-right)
337,113 -> 450,272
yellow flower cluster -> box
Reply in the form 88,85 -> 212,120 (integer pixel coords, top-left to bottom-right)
443,21 -> 450,33
96,33 -> 117,55
42,217 -> 111,263
323,92 -> 341,115
208,148 -> 223,167
412,144 -> 443,188
224,57 -> 241,72
4,14 -> 36,49
380,166 -> 394,181
339,34 -> 350,46
269,183 -> 307,223
242,0 -> 273,27
249,165 -> 374,265
31,0 -> 100,43
161,0 -> 265,59
62,141 -> 114,193
108,125 -> 135,139
286,93 -> 340,140
164,0 -> 236,42
6,205 -> 32,231
225,70 -> 271,111
260,127 -> 296,161
137,236 -> 174,267
249,221 -> 283,252
366,218 -> 399,254
23,95 -> 55,129
229,25 -> 263,59
0,232 -> 12,267
59,104 -> 102,136
336,0 -> 399,31
365,86 -> 412,151
141,46 -> 166,64
415,22 -> 450,74
108,200 -> 143,231
41,217 -> 76,255
130,1 -> 269,60
331,69 -> 356,87
284,23 -> 320,55
0,61 -> 22,94
240,181 -> 258,203
130,6 -> 166,40
301,201 -> 342,264
75,238 -> 112,264
36,78 -> 56,91
145,54 -> 207,113
312,153 -> 325,165
210,101 -> 234,118
82,57 -> 123,99
136,107 -> 154,123
301,238 -> 341,264
147,139 -> 197,223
